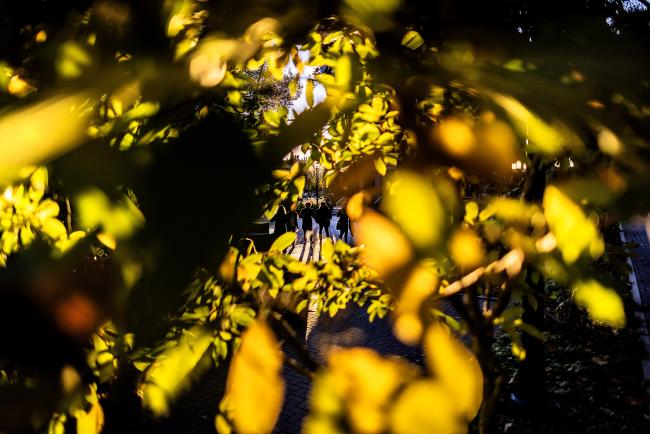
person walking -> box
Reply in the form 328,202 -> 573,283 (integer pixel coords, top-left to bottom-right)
271,204 -> 288,238
299,202 -> 315,244
316,202 -> 332,241
287,203 -> 299,233
337,206 -> 351,242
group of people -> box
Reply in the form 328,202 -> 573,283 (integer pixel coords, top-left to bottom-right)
271,200 -> 352,244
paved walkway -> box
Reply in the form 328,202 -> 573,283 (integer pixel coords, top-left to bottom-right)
273,212 -> 424,433
621,220 -> 650,391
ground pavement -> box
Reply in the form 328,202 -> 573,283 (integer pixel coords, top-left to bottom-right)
620,220 -> 650,393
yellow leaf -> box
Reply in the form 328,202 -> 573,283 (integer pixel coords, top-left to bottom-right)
0,92 -> 91,183
7,75 -> 34,96
57,42 -> 92,79
449,228 -> 485,271
346,191 -> 367,221
393,265 -> 438,345
490,93 -> 569,156
141,327 -> 212,416
573,280 -> 625,328
434,117 -> 476,157
401,30 -> 424,50
228,321 -> 284,434
424,323 -> 483,420
97,232 -> 116,250
356,210 -> 413,277
75,384 -> 104,434
543,186 -> 603,264
325,348 -> 416,434
306,79 -> 314,108
41,218 -> 67,240
390,380 -> 462,434
335,55 -> 352,90
383,171 -> 445,250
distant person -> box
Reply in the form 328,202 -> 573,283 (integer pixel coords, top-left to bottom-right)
337,206 -> 351,242
287,203 -> 299,233
271,204 -> 287,237
315,202 -> 332,240
299,202 -> 315,244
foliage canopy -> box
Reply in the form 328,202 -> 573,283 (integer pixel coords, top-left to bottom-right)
0,1 -> 649,433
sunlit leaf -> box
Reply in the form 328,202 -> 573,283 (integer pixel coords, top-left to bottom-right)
424,323 -> 483,420
434,117 -> 476,157
324,347 -> 416,434
373,157 -> 387,176
41,218 -> 67,240
449,228 -> 485,270
573,280 -> 625,328
342,0 -> 402,31
227,321 -> 284,434
321,238 -> 335,261
7,75 -> 34,96
356,210 -> 413,276
390,380 -> 462,434
0,92 -> 92,183
57,42 -> 92,79
543,185 -> 603,264
393,264 -> 438,345
75,384 -> 104,434
401,30 -> 424,50
383,171 -> 446,250
141,327 -> 212,416
76,188 -> 145,240
346,191 -> 367,221
270,232 -> 296,252
490,93 -> 571,156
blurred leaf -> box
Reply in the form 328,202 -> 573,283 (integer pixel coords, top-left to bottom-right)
227,321 -> 284,434
390,380 -> 462,434
141,327 -> 212,416
356,210 -> 413,276
401,30 -> 424,50
0,92 -> 92,183
573,280 -> 625,329
270,232 -> 296,252
449,228 -> 485,270
76,188 -> 145,240
383,171 -> 446,250
321,238 -> 334,261
393,264 -> 438,345
543,185 -> 603,264
57,42 -> 92,79
490,93 -> 569,156
424,323 -> 483,420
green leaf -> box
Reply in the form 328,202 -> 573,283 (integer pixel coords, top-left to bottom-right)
270,232 -> 296,252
